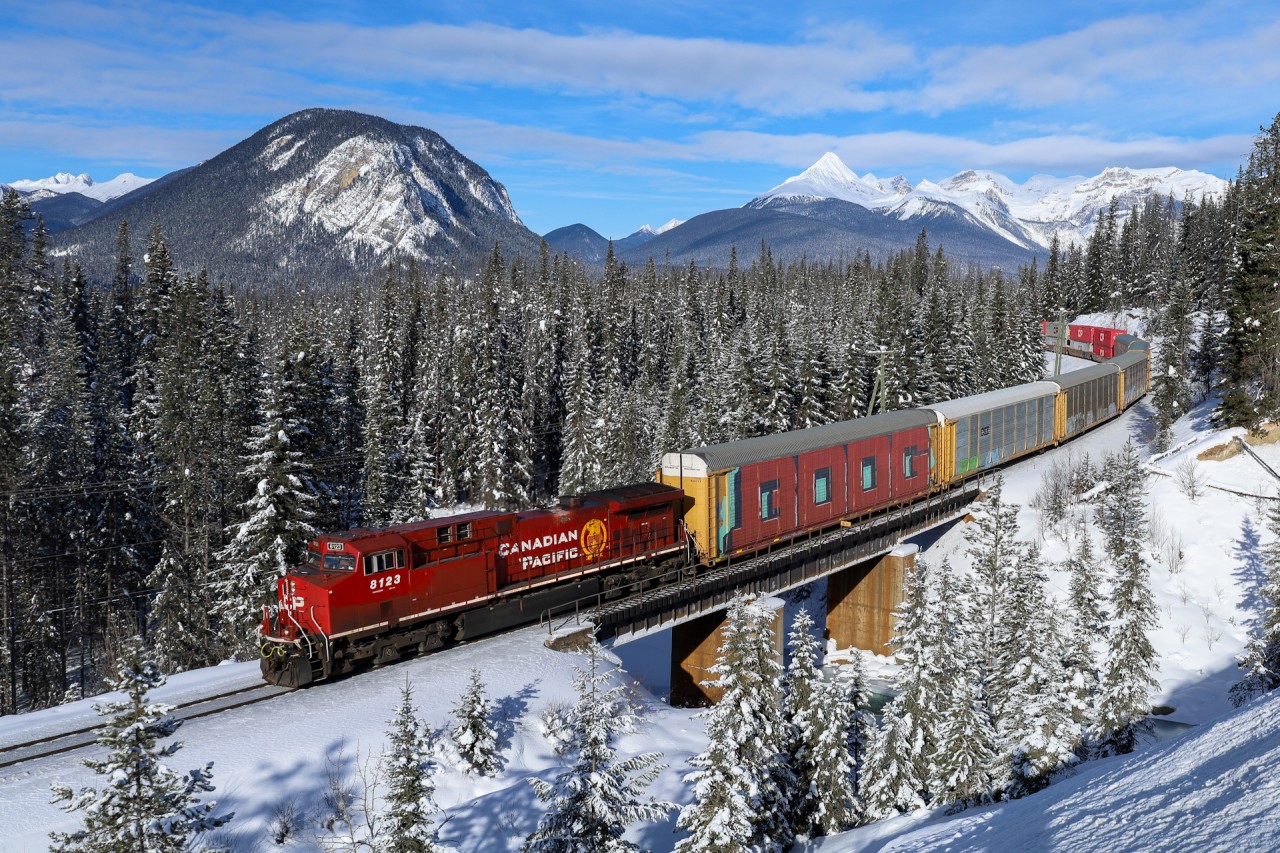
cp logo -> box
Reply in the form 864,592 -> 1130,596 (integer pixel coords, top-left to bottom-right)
580,519 -> 608,561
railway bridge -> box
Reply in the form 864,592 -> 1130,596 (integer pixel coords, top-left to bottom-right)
545,479 -> 981,705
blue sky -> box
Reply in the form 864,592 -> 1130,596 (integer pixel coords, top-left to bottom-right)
1,0 -> 1276,238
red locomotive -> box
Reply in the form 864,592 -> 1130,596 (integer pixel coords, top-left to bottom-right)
260,482 -> 690,687
1042,321 -> 1129,360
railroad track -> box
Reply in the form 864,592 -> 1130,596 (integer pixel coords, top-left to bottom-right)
0,682 -> 295,770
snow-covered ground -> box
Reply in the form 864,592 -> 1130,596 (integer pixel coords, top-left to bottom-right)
1,350 -> 1277,852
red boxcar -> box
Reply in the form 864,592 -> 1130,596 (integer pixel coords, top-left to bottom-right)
658,410 -> 936,562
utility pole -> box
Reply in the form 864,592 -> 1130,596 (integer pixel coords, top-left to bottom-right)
866,348 -> 888,417
1054,308 -> 1067,376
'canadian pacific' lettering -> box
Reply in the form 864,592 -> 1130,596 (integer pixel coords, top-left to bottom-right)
497,529 -> 579,559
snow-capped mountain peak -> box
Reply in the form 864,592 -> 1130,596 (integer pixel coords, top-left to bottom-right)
655,218 -> 684,234
747,155 -> 1227,250
6,172 -> 155,202
753,152 -> 912,207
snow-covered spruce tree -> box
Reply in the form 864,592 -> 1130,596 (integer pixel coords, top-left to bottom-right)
858,558 -> 944,818
965,474 -> 1023,715
783,608 -> 854,836
524,642 -> 673,853
383,680 -> 444,853
361,270 -> 409,524
1219,112 -> 1280,428
1064,520 -> 1104,736
557,319 -> 605,495
1091,442 -> 1159,755
49,637 -> 232,852
470,243 -> 533,510
147,542 -> 217,675
1067,519 -> 1107,637
675,595 -> 795,852
1231,500 -> 1280,704
213,374 -> 318,655
836,651 -> 874,826
925,559 -> 997,809
784,609 -> 859,836
450,669 -> 500,776
995,546 -> 1079,796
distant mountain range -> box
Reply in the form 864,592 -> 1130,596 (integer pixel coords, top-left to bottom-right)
7,110 -> 1229,284
545,153 -> 1227,270
1,172 -> 160,233
6,172 -> 155,202
30,109 -> 541,285
542,218 -> 683,264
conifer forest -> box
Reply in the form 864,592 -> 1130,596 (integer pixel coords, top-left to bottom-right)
0,110 -> 1277,744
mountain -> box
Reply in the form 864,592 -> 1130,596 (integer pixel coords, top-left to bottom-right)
619,153 -> 1227,270
543,223 -> 609,263
544,218 -> 688,262
750,154 -> 1228,250
53,109 -> 541,286
5,171 -> 155,202
618,199 -> 1041,270
6,189 -> 104,234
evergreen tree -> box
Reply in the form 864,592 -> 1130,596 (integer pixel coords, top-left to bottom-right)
784,609 -> 858,836
49,637 -> 232,852
383,681 -> 444,853
147,544 -> 217,675
213,369 -> 318,655
860,557 -> 939,817
1219,113 -> 1280,427
450,669 -> 500,776
1064,522 -> 1104,735
996,547 -> 1079,796
1091,442 -> 1158,755
470,244 -> 533,508
525,642 -> 672,853
675,595 -> 794,852
927,559 -> 998,809
965,475 -> 1023,718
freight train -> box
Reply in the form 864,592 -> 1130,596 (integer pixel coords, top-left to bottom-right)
259,322 -> 1149,687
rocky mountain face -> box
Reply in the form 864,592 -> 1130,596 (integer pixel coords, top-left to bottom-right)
53,109 -> 540,286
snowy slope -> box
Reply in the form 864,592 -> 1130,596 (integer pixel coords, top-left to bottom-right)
750,154 -> 1227,249
5,172 -> 154,202
809,691 -> 1280,852
2,345 -> 1278,852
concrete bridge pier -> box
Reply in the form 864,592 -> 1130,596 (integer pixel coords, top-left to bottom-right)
825,544 -> 919,656
669,595 -> 784,708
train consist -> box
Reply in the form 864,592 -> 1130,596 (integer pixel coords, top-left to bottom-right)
259,322 -> 1149,687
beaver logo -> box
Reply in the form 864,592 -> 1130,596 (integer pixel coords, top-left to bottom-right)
580,518 -> 608,561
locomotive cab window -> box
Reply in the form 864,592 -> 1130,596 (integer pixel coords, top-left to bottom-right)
304,548 -> 322,569
861,456 -> 877,491
323,553 -> 355,572
364,549 -> 405,575
457,522 -> 472,540
760,479 -> 780,520
813,468 -> 831,505
437,526 -> 453,544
